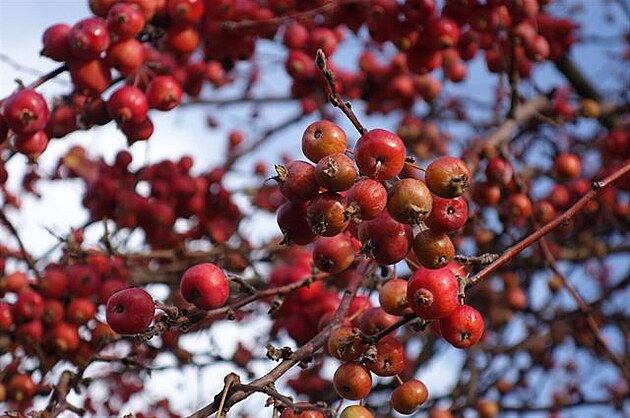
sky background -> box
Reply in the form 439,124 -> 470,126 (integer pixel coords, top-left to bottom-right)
0,0 -> 628,416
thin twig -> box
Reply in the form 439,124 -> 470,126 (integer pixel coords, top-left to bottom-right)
316,49 -> 367,136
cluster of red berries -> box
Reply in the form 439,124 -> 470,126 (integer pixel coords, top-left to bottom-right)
277,120 -> 470,270
0,251 -> 132,404
57,147 -> 240,248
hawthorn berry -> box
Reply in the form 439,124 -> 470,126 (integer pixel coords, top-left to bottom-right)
107,85 -> 149,124
387,178 -> 433,225
3,89 -> 50,136
412,229 -> 455,269
379,278 -> 412,316
344,178 -> 388,221
314,153 -> 357,192
41,23 -> 72,61
390,379 -> 429,415
106,287 -> 155,335
424,195 -> 468,232
333,362 -> 372,400
306,191 -> 350,237
340,405 -> 374,418
277,201 -> 318,245
354,129 -> 406,180
180,262 -> 230,310
312,234 -> 356,273
69,17 -> 110,59
425,156 -> 471,198
406,267 -> 459,320
358,211 -> 413,265
439,304 -> 484,348
146,76 -> 183,111
274,161 -> 319,204
106,3 -> 145,38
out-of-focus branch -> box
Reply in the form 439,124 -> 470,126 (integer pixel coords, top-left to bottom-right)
0,209 -> 40,278
466,160 -> 630,288
537,235 -> 630,379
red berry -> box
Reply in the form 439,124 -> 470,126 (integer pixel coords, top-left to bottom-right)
344,178 -> 388,221
107,3 -> 146,39
412,229 -> 455,269
425,156 -> 471,198
69,17 -> 110,59
306,191 -> 350,237
41,24 -> 72,61
315,153 -> 357,191
391,379 -> 429,414
354,129 -> 406,180
313,234 -> 356,273
3,89 -> 49,136
485,157 -> 513,185
106,38 -> 145,76
274,161 -> 319,204
13,130 -> 49,160
107,85 -> 149,124
554,153 -> 581,179
106,287 -> 155,335
379,278 -> 412,316
424,195 -> 468,232
277,201 -> 318,245
168,0 -> 205,25
69,58 -> 112,97
439,304 -> 484,348
358,211 -> 413,265
180,263 -> 230,310
367,335 -> 405,376
327,325 -> 365,361
340,405 -> 374,418
146,76 -> 183,111
406,266 -> 459,320
333,362 -> 372,400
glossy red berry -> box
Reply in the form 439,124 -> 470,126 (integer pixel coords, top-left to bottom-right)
180,263 -> 230,310
69,58 -> 112,97
379,278 -> 412,316
425,156 -> 471,198
485,157 -> 513,185
146,76 -> 183,111
339,406 -> 374,418
168,0 -> 205,25
439,304 -> 484,348
105,287 -> 155,335
406,267 -> 459,320
327,325 -> 365,361
69,17 -> 110,59
354,129 -> 406,180
13,130 -> 49,160
367,335 -> 405,376
3,89 -> 50,136
391,379 -> 429,414
106,3 -> 146,38
107,85 -> 149,124
41,24 -> 72,61
344,178 -> 388,221
333,362 -> 372,400
554,152 -> 581,179
315,153 -> 357,191
301,120 -> 348,163
106,38 -> 145,76
424,195 -> 468,232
